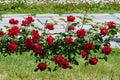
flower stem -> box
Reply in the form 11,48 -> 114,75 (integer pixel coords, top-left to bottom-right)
81,10 -> 88,28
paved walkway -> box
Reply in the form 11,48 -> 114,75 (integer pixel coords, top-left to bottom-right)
0,13 -> 120,48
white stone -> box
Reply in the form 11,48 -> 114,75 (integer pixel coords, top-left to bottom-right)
87,14 -> 120,24
36,18 -> 54,24
52,17 -> 67,25
61,14 -> 83,17
75,25 -> 92,30
113,13 -> 120,19
36,14 -> 59,17
49,29 -> 65,33
2,14 -> 30,18
110,41 -> 120,48
54,25 -> 64,29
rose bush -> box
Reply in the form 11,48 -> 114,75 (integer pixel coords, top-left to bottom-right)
0,15 -> 119,71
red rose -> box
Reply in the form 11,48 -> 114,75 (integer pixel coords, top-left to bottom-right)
76,29 -> 86,38
32,35 -> 40,42
8,42 -> 18,52
45,23 -> 54,30
39,50 -> 46,56
26,16 -> 34,24
32,30 -> 40,42
55,55 -> 70,69
15,20 -> 19,24
38,62 -> 47,71
24,38 -> 34,48
100,27 -> 108,35
68,26 -> 75,30
34,44 -> 42,53
9,18 -> 14,24
21,16 -> 34,26
9,18 -> 19,24
81,50 -> 88,58
21,20 -> 29,26
32,30 -> 39,35
65,37 -> 74,45
85,42 -> 94,50
67,15 -> 75,22
55,55 -> 64,64
108,21 -> 116,29
102,45 -> 112,55
89,57 -> 98,65
0,31 -> 4,36
8,26 -> 19,36
47,36 -> 54,46
60,59 -> 70,69
14,20 -> 18,24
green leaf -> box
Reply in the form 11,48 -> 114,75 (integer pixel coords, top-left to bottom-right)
110,29 -> 117,35
48,67 -> 52,72
4,25 -> 9,29
59,18 -> 66,22
84,18 -> 93,22
71,22 -> 79,26
53,66 -> 58,71
30,23 -> 35,27
69,66 -> 73,69
73,60 -> 79,65
78,16 -> 83,19
84,62 -> 89,66
103,55 -> 108,61
94,43 -> 101,50
34,68 -> 38,72
70,53 -> 75,59
99,37 -> 103,42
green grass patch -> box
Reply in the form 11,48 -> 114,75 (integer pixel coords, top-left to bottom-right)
0,2 -> 120,15
0,48 -> 120,80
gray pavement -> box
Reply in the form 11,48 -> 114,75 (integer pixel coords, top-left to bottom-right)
0,13 -> 120,48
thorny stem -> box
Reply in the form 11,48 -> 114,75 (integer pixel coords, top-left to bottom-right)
81,0 -> 91,28
66,22 -> 70,32
81,10 -> 88,28
37,19 -> 46,35
43,25 -> 46,35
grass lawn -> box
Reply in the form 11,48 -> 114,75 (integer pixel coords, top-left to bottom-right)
0,1 -> 120,80
0,49 -> 120,80
0,2 -> 120,15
